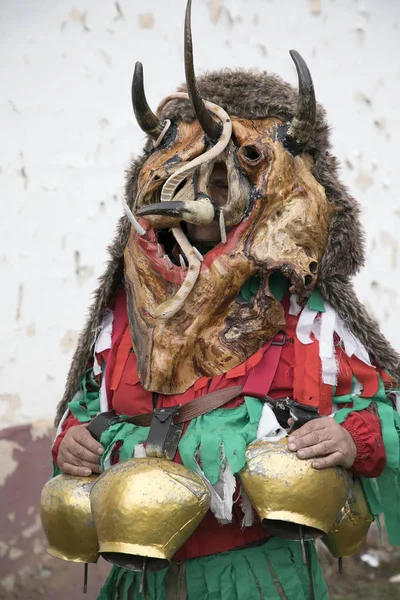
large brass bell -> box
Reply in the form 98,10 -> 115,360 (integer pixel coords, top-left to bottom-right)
239,437 -> 351,539
40,474 -> 99,563
322,477 -> 373,557
90,458 -> 211,571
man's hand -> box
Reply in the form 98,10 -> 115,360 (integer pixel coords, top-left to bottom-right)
58,424 -> 104,476
287,417 -> 357,469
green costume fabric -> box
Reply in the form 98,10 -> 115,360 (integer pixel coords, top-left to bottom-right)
68,369 -> 101,422
97,539 -> 328,600
179,396 -> 263,484
100,420 -> 150,469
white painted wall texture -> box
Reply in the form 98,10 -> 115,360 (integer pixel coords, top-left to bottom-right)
1,0 -> 399,429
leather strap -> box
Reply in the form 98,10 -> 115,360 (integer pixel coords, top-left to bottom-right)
87,410 -> 120,442
126,385 -> 243,427
87,385 -> 243,441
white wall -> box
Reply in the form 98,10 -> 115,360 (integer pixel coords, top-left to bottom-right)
1,0 -> 399,429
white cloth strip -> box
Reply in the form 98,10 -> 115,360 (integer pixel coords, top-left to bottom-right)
134,444 -> 147,458
257,403 -> 287,441
296,300 -> 374,388
93,308 -> 114,376
99,373 -> 108,413
239,489 -> 254,528
296,304 -> 317,344
289,294 -> 302,316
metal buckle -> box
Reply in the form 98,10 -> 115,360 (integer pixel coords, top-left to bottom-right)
271,331 -> 287,346
146,406 -> 184,460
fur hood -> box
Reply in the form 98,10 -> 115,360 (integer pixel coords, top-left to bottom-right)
55,69 -> 400,425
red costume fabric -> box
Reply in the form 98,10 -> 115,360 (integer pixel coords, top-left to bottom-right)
53,289 -> 386,559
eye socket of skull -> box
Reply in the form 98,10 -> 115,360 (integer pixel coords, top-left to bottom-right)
209,163 -> 229,207
239,144 -> 264,165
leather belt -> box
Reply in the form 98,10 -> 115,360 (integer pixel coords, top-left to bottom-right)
87,385 -> 243,442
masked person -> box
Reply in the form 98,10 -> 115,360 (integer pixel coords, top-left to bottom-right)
47,1 -> 400,598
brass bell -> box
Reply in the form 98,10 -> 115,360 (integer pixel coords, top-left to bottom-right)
239,438 -> 351,539
322,477 -> 373,557
40,474 -> 99,563
90,458 -> 211,571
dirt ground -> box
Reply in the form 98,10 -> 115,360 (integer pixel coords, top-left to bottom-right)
320,527 -> 400,600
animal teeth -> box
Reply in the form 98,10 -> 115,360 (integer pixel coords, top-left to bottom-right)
122,198 -> 146,236
164,254 -> 174,269
157,243 -> 163,258
179,254 -> 187,270
219,210 -> 227,244
192,246 -> 204,262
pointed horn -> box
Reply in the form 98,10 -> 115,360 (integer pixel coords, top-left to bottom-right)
184,0 -> 222,141
136,198 -> 215,225
287,50 -> 316,147
132,61 -> 164,139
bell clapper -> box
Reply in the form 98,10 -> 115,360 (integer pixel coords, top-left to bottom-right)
139,557 -> 147,595
83,563 -> 88,594
338,557 -> 343,574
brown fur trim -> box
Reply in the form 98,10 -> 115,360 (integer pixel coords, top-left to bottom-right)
55,70 -> 399,425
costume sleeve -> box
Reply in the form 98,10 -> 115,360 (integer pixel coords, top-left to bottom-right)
52,414 -> 82,468
52,369 -> 101,471
340,405 -> 386,478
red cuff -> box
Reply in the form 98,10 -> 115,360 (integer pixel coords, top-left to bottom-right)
52,414 -> 82,467
341,405 -> 386,478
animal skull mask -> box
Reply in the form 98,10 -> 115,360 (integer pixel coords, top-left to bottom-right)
124,0 -> 333,394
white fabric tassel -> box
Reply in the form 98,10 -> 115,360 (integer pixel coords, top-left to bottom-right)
134,444 -> 147,458
289,294 -> 302,316
296,305 -> 317,344
99,373 -> 108,413
319,304 -> 338,385
240,489 -> 254,528
93,309 -> 114,376
257,404 -> 287,441
296,300 -> 374,389
102,446 -> 113,470
195,446 -> 236,524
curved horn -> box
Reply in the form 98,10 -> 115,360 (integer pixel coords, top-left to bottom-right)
185,0 -> 222,141
131,61 -> 164,139
136,198 -> 215,226
287,50 -> 316,147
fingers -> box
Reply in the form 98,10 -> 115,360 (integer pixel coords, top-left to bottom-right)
60,448 -> 103,473
67,437 -> 102,464
311,452 -> 343,470
288,417 -> 337,450
57,424 -> 104,476
286,417 -> 356,469
295,440 -> 337,460
60,463 -> 94,477
288,428 -> 330,452
288,417 -> 329,441
74,427 -> 104,455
